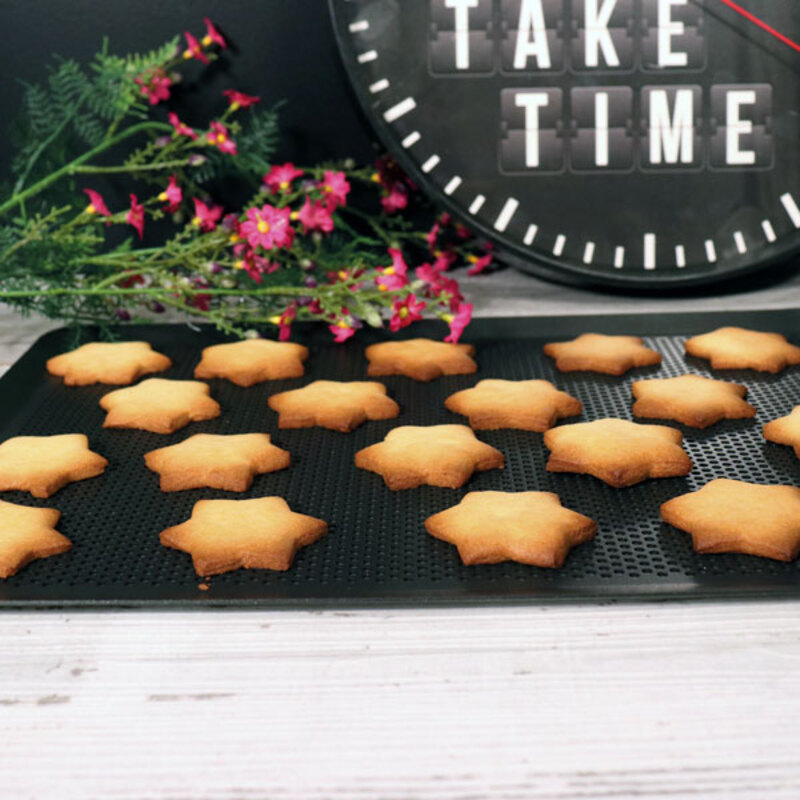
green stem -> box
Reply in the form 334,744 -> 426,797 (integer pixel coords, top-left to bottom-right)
0,121 -> 172,218
72,159 -> 192,175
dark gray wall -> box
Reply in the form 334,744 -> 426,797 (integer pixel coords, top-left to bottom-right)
0,0 -> 376,173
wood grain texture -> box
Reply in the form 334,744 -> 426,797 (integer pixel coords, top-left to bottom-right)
0,603 -> 799,799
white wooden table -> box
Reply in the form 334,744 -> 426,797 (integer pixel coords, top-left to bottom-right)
1,269 -> 800,800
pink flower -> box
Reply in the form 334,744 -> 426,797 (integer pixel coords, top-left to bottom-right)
183,32 -> 209,63
433,250 -> 457,272
158,175 -> 183,213
426,222 -> 441,251
223,89 -> 260,110
126,194 -> 145,239
83,189 -> 111,217
297,197 -> 334,234
168,112 -> 197,140
389,294 -> 426,332
466,252 -> 493,276
415,263 -> 463,310
319,170 -> 350,209
134,68 -> 172,105
444,302 -> 473,343
272,303 -> 296,341
207,121 -> 237,155
263,163 -> 303,193
329,319 -> 356,343
192,198 -> 224,231
202,18 -> 226,49
381,184 -> 408,214
375,248 -> 409,292
241,204 -> 294,250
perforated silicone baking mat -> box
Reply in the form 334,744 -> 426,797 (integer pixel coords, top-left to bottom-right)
0,311 -> 798,607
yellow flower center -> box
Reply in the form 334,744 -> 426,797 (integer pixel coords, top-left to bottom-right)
370,172 -> 380,183
324,185 -> 334,193
442,313 -> 454,324
384,266 -> 395,276
230,102 -> 241,112
86,204 -> 96,214
182,49 -> 193,60
290,211 -> 299,221
336,320 -> 350,329
280,180 -> 289,190
399,307 -> 409,318
268,315 -> 282,325
229,233 -> 240,243
201,34 -> 213,46
378,285 -> 388,292
234,260 -> 245,270
337,270 -> 348,280
158,192 -> 168,202
257,220 -> 270,234
467,254 -> 479,264
192,216 -> 201,227
216,133 -> 226,144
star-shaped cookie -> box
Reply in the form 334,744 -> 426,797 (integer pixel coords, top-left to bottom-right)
268,380 -> 400,432
763,406 -> 800,459
543,418 -> 692,487
100,379 -> 221,434
425,491 -> 597,567
354,424 -> 504,489
445,379 -> 582,431
684,327 -> 800,373
46,341 -> 171,385
194,339 -> 309,387
661,479 -> 800,561
159,497 -> 328,575
0,501 -> 70,578
365,338 -> 477,382
144,433 -> 290,492
543,333 -> 662,375
632,375 -> 756,429
0,434 -> 108,498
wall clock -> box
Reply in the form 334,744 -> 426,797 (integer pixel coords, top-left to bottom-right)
329,0 -> 800,288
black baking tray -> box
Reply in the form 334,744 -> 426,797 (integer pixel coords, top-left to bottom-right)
0,310 -> 799,608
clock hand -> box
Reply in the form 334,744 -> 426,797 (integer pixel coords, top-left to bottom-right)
717,0 -> 800,53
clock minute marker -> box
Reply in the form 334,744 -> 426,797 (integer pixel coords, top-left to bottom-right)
705,240 -> 718,263
614,247 -> 625,269
524,225 -> 538,246
401,131 -> 421,148
443,176 -> 462,195
675,245 -> 686,268
358,50 -> 378,64
644,233 -> 656,270
583,242 -> 595,265
383,97 -> 416,123
468,194 -> 486,214
733,231 -> 747,254
762,219 -> 777,242
780,193 -> 800,228
553,235 -> 566,256
369,79 -> 390,94
348,19 -> 369,33
493,198 -> 519,232
421,154 -> 441,173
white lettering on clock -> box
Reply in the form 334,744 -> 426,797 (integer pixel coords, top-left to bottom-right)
515,91 -> 550,167
585,0 -> 620,68
657,0 -> 688,68
649,89 -> 694,164
595,91 -> 609,166
514,0 -> 551,69
445,0 -> 480,70
726,90 -> 757,166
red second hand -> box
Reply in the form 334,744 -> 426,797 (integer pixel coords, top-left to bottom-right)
718,0 -> 800,53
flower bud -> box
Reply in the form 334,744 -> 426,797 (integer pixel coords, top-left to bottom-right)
188,153 -> 207,166
115,308 -> 131,321
243,329 -> 260,340
343,158 -> 355,170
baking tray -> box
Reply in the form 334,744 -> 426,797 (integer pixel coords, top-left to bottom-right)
0,310 -> 798,608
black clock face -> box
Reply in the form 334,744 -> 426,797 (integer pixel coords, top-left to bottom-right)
329,0 -> 800,287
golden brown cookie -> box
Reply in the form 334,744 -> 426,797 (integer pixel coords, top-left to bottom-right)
660,479 -> 800,561
144,434 -> 290,492
445,379 -> 582,431
354,424 -> 504,489
763,406 -> 800,459
425,491 -> 597,567
159,497 -> 327,575
365,338 -> 477,382
0,501 -> 70,578
46,341 -> 171,385
684,327 -> 800,373
194,339 -> 309,386
632,375 -> 756,429
0,434 -> 108,498
543,418 -> 692,488
543,333 -> 661,376
268,380 -> 400,432
100,378 -> 220,434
